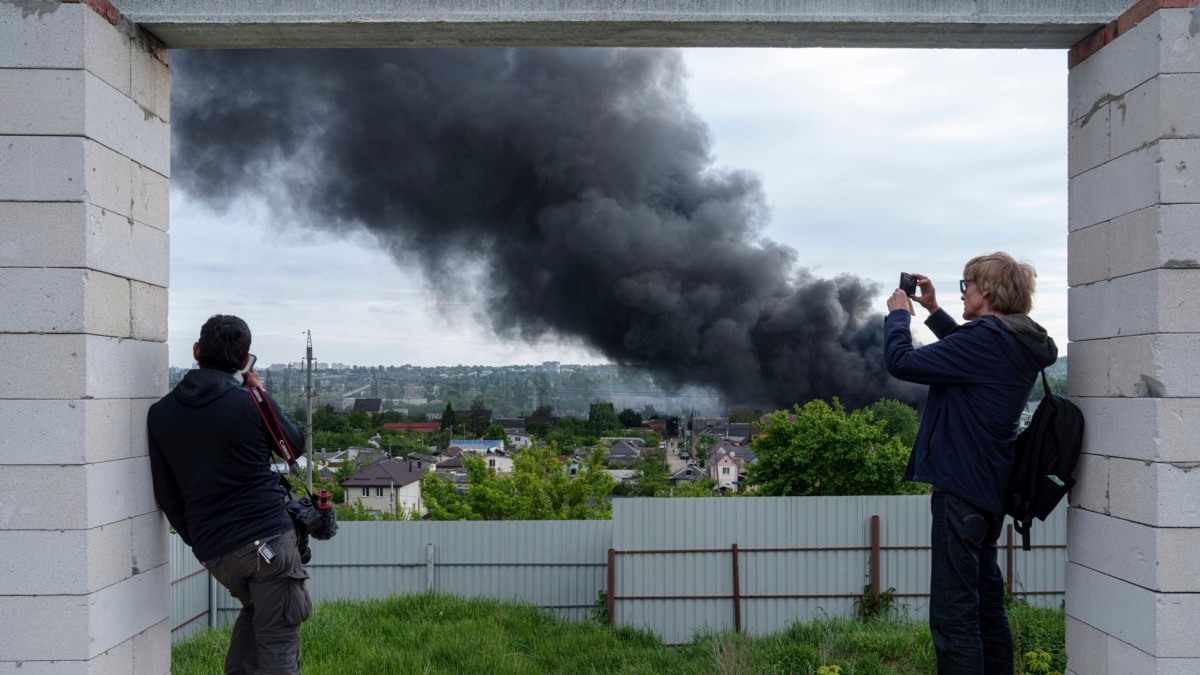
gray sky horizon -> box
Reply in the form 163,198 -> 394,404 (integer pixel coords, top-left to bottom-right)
169,47 -> 1069,372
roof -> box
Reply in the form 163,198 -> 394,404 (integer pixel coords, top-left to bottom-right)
449,439 -> 504,453
342,457 -> 426,488
383,421 -> 441,433
670,464 -> 707,481
352,398 -> 383,412
607,441 -> 641,458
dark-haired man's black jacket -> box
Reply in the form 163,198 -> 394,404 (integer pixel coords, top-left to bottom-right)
885,308 -> 1058,515
148,368 -> 304,561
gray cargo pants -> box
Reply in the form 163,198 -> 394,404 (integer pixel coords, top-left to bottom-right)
201,528 -> 312,675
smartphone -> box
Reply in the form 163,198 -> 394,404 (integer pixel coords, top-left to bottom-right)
244,354 -> 257,374
899,273 -> 917,295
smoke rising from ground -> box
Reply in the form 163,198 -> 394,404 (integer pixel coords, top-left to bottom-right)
172,48 -> 921,410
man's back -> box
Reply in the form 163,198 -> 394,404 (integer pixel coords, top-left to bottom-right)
148,367 -> 295,561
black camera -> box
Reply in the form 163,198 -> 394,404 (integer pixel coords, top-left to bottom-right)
286,490 -> 339,541
899,272 -> 918,295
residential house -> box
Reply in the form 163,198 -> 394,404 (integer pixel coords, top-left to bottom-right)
607,440 -> 642,467
404,452 -> 439,472
669,463 -> 708,486
708,447 -> 757,493
506,432 -> 533,449
646,419 -> 667,436
436,449 -> 513,475
341,458 -> 426,516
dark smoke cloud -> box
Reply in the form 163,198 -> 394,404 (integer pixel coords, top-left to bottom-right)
171,48 -> 922,410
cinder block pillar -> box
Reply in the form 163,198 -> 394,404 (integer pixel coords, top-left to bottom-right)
0,2 -> 171,673
1065,2 -> 1200,673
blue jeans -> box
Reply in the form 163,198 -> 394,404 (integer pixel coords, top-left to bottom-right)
929,491 -> 1012,675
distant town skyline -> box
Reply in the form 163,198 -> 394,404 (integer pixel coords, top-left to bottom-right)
170,48 -> 1068,373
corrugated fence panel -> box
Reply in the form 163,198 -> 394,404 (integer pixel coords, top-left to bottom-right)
172,497 -> 1067,644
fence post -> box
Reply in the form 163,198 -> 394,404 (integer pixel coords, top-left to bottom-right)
731,543 -> 742,634
426,543 -> 435,592
870,515 -> 881,604
607,548 -> 616,627
208,571 -> 217,628
1006,524 -> 1014,597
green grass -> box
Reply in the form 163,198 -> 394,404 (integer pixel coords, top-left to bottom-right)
171,594 -> 1064,674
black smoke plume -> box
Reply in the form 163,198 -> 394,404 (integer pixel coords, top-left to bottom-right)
171,48 -> 921,410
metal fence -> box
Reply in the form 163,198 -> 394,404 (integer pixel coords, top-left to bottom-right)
171,496 -> 1066,645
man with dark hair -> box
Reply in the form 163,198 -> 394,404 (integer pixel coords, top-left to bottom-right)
149,314 -> 309,674
884,253 -> 1058,674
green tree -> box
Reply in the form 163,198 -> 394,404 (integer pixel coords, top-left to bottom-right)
672,477 -> 718,497
747,399 -> 925,497
633,449 -> 670,497
483,423 -> 508,441
420,445 -> 615,520
863,398 -> 920,448
587,402 -> 621,437
440,401 -> 458,434
467,396 -> 490,438
313,404 -> 351,433
617,408 -> 643,429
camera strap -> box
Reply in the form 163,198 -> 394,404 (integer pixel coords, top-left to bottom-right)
248,385 -> 315,500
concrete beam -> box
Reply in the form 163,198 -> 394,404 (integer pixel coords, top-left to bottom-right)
112,0 -> 1131,49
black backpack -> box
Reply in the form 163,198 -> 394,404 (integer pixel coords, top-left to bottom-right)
1004,371 -> 1084,551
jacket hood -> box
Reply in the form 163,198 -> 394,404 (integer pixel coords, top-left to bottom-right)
990,313 -> 1059,370
172,367 -> 242,407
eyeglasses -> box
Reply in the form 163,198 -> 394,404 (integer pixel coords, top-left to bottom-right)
959,279 -> 973,293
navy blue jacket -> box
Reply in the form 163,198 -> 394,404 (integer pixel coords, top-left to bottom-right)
885,308 -> 1058,515
148,368 -> 305,561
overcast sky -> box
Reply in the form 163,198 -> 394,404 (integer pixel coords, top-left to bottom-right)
168,48 -> 1068,370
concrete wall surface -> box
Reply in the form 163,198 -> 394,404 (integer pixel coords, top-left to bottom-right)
113,0 -> 1130,49
0,2 -> 171,672
1065,4 -> 1200,673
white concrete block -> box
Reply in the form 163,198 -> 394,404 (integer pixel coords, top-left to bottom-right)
130,42 -> 170,125
0,2 -> 85,69
0,68 -> 84,135
0,335 -> 167,400
1068,270 -> 1200,340
0,201 -> 87,267
131,619 -> 172,675
86,456 -> 158,529
0,136 -> 86,202
1067,220 -> 1108,286
0,268 -> 130,337
131,163 -> 169,231
0,594 -> 91,661
1159,139 -> 1200,205
1157,9 -> 1200,76
1107,334 -> 1200,398
1068,143 -> 1160,232
82,70 -> 169,176
0,661 -> 95,675
1067,563 -> 1155,656
1075,397 -> 1200,464
1070,453 -> 1109,515
1065,615 -> 1108,675
81,3 -> 131,97
1068,99 -> 1110,179
1108,642 -> 1200,675
1109,457 -> 1200,528
1066,338 -> 1108,397
0,464 -> 89,530
129,511 -> 169,575
129,217 -> 170,286
130,280 -> 168,342
0,520 -> 132,595
130,397 -> 155,459
88,564 -> 170,659
0,398 -> 134,465
85,138 -> 134,218
1111,74 -> 1200,158
1158,204 -> 1200,272
1068,508 -> 1200,592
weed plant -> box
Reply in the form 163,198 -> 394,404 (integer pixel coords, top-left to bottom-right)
171,593 -> 1065,674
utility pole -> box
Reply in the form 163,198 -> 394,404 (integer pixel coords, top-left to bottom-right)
304,331 -> 316,493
